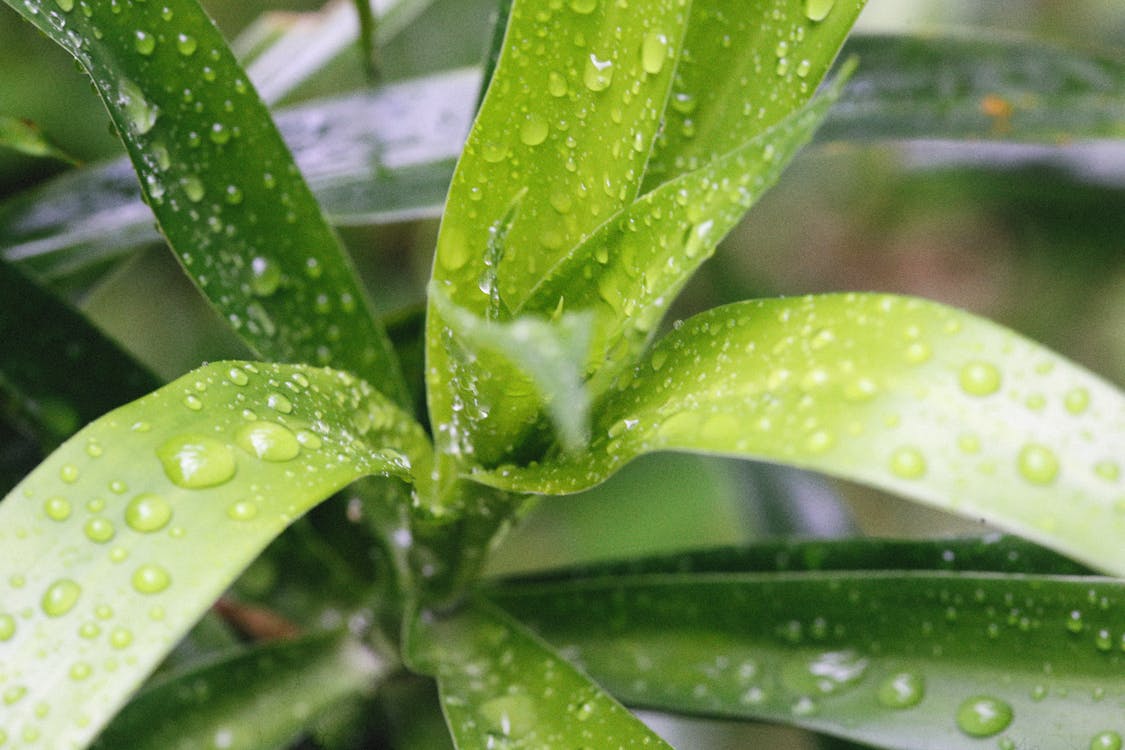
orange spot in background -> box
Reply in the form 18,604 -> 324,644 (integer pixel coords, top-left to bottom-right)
980,94 -> 1014,134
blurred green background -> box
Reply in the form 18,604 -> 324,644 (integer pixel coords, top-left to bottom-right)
1,2 -> 1122,747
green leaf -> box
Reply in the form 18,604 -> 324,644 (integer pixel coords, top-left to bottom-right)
1,0 -> 409,406
488,572 -> 1125,750
93,632 -> 386,750
474,294 -> 1125,576
0,114 -> 79,164
0,258 -> 160,449
642,0 -> 866,189
0,68 -> 477,282
405,600 -> 673,749
824,31 -> 1125,143
499,535 -> 1094,584
0,361 -> 430,747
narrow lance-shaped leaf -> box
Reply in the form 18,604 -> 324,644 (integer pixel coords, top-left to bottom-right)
489,572 -> 1125,750
0,114 -> 79,164
475,294 -> 1125,576
405,600 -> 674,749
426,0 -> 691,466
1,0 -> 409,406
93,632 -> 386,750
0,361 -> 431,747
0,258 -> 160,449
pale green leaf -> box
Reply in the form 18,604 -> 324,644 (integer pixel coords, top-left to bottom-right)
0,361 -> 430,747
406,600 -> 673,749
489,571 -> 1125,750
93,633 -> 386,750
1,0 -> 409,406
474,294 -> 1125,576
0,114 -> 79,164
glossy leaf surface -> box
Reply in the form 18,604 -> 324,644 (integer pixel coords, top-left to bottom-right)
489,572 -> 1125,750
2,0 -> 408,405
476,294 -> 1125,576
0,258 -> 159,449
0,361 -> 429,746
406,600 -> 673,749
93,633 -> 385,750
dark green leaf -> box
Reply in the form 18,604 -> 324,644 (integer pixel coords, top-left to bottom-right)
2,0 -> 409,406
489,572 -> 1125,750
475,295 -> 1125,577
0,361 -> 429,746
406,600 -> 673,749
94,632 -> 385,750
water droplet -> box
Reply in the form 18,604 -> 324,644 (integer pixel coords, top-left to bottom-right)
890,446 -> 927,479
804,0 -> 835,21
959,361 -> 1002,396
69,662 -> 92,681
584,53 -> 614,91
1067,609 -> 1085,633
1094,460 -> 1119,481
132,563 -> 171,594
249,256 -> 281,296
209,122 -> 231,145
181,176 -> 205,202
481,141 -> 508,163
795,59 -> 812,78
641,31 -> 669,74
44,496 -> 72,521
568,0 -> 596,13
0,613 -> 16,641
1017,443 -> 1059,485
1064,386 -> 1090,414
955,695 -> 1012,737
125,493 -> 173,533
175,32 -> 197,56
228,367 -> 249,386
1094,628 -> 1113,651
110,626 -> 133,649
84,517 -> 115,544
183,394 -> 203,411
55,0 -> 75,10
519,114 -> 549,146
877,672 -> 925,708
266,392 -> 293,414
224,184 -> 243,205
548,71 -> 568,97
42,579 -> 82,617
157,435 -> 237,489
480,694 -> 537,739
134,30 -> 156,56
1091,731 -> 1123,750
295,430 -> 322,450
3,686 -> 27,705
235,421 -> 300,462
227,500 -> 259,521
60,463 -> 79,483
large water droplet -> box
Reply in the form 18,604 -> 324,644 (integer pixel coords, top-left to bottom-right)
804,0 -> 835,21
44,496 -> 72,521
235,421 -> 300,462
519,114 -> 549,146
132,563 -> 171,594
157,435 -> 237,489
955,695 -> 1012,737
877,672 -> 925,709
641,31 -> 669,74
1091,731 -> 1123,750
959,361 -> 1002,396
134,29 -> 156,56
181,176 -> 205,202
1017,443 -> 1059,485
56,0 -> 75,10
479,694 -> 537,739
249,256 -> 282,296
266,392 -> 293,414
125,493 -> 173,533
175,32 -> 197,56
117,78 -> 159,135
42,579 -> 82,617
584,53 -> 614,91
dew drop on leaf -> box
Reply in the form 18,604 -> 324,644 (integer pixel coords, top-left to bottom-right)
803,0 -> 835,22
519,114 -> 550,146
228,367 -> 249,386
1091,731 -> 1123,750
84,517 -> 116,543
0,613 -> 16,641
955,695 -> 1013,737
124,493 -> 173,533
1017,443 -> 1059,485
226,500 -> 259,521
175,32 -> 197,56
131,563 -> 171,594
641,31 -> 669,74
69,662 -> 92,681
959,361 -> 1002,396
266,392 -> 293,414
1064,386 -> 1090,414
249,256 -> 282,297
876,672 -> 925,709
584,53 -> 614,91
479,694 -> 537,739
133,30 -> 156,56
55,0 -> 74,11
43,496 -> 71,522
41,578 -> 82,617
235,421 -> 301,462
156,435 -> 237,489
889,446 -> 927,479
181,176 -> 205,202
117,78 -> 159,135
568,0 -> 596,13
60,463 -> 79,484
110,626 -> 133,649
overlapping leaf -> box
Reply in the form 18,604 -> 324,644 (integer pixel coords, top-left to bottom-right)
489,571 -> 1125,750
1,0 -> 409,405
475,294 -> 1125,576
0,361 -> 429,746
406,600 -> 673,749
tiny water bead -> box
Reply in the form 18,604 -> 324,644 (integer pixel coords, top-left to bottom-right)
1017,443 -> 1059,485
226,500 -> 259,521
959,361 -> 1002,397
84,517 -> 116,543
157,434 -> 237,489
132,563 -> 171,594
124,493 -> 173,533
69,662 -> 92,681
955,695 -> 1013,737
42,578 -> 82,617
876,672 -> 925,709
235,421 -> 300,462
44,496 -> 72,521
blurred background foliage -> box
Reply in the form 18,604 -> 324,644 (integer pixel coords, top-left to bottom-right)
1,2 -> 1122,747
